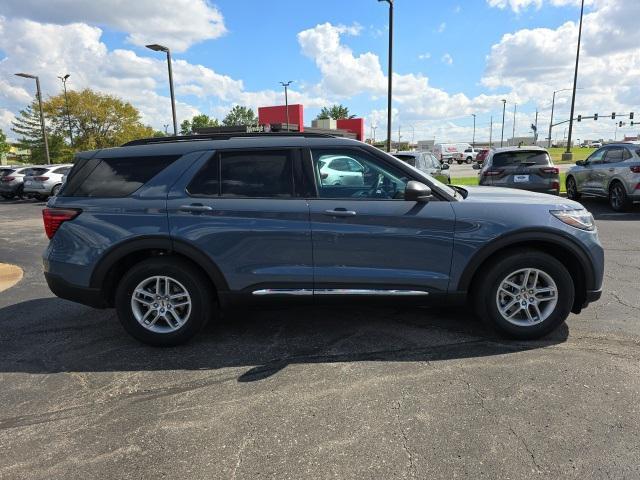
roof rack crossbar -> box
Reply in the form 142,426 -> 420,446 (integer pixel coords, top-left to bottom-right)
122,132 -> 337,147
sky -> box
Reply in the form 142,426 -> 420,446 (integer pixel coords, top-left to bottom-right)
0,0 -> 638,144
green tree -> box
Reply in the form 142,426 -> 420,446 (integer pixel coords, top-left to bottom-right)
43,89 -> 154,150
180,114 -> 219,135
316,104 -> 355,120
222,106 -> 257,126
0,129 -> 10,159
11,100 -> 72,163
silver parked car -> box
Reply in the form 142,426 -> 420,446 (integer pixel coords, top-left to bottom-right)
0,165 -> 33,199
23,164 -> 72,200
566,143 -> 640,211
478,146 -> 560,195
393,151 -> 451,184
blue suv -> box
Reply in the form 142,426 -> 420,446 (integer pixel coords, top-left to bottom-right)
43,133 -> 604,346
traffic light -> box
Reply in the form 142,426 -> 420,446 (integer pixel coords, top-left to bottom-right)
630,112 -> 634,120
612,112 -> 616,119
619,121 -> 623,127
594,113 -> 598,120
577,115 -> 582,122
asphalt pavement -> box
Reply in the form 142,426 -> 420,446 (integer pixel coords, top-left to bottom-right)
0,198 -> 639,479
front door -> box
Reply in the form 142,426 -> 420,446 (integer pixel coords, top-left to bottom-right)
167,148 -> 313,293
307,147 -> 456,294
581,147 -> 607,194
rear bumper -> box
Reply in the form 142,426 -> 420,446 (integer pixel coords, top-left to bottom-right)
44,272 -> 108,308
0,183 -> 21,193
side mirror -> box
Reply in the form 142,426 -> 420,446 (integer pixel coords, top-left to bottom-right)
575,160 -> 585,166
472,163 -> 480,170
405,181 -> 433,202
441,163 -> 450,170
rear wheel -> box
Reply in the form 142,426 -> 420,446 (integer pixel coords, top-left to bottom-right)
115,257 -> 214,346
566,176 -> 581,200
466,157 -> 472,164
609,181 -> 631,212
474,250 -> 574,339
51,184 -> 62,197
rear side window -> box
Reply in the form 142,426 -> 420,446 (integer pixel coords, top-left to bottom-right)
492,150 -> 551,167
0,169 -> 15,176
221,151 -> 293,198
63,156 -> 178,197
25,168 -> 47,176
52,167 -> 71,174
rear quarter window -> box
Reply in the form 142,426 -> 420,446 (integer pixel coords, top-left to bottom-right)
492,150 -> 551,167
61,156 -> 178,197
0,169 -> 15,176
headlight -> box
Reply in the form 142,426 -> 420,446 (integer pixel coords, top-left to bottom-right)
550,208 -> 595,231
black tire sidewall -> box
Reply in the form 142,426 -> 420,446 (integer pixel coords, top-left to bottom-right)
609,182 -> 629,212
115,258 -> 211,346
566,176 -> 580,200
479,252 -> 574,339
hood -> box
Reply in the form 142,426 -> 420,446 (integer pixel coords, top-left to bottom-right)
461,186 -> 583,209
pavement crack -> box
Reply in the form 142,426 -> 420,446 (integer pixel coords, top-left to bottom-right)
231,428 -> 254,480
391,399 -> 417,479
609,291 -> 640,312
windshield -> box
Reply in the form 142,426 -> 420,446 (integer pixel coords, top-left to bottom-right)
394,154 -> 417,167
492,150 -> 551,167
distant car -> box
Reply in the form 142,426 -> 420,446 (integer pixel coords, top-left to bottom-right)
0,165 -> 33,199
394,151 -> 451,184
590,142 -> 602,148
566,143 -> 640,211
23,164 -> 73,200
462,147 -> 481,164
319,156 -> 365,186
475,148 -> 491,165
479,146 -> 560,195
433,143 -> 470,165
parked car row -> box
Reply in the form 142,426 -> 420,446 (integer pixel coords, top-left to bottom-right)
0,164 -> 71,200
393,151 -> 451,184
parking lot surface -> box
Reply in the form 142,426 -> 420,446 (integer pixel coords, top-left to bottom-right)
1,198 -> 639,479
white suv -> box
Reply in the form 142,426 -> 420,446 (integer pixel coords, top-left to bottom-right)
23,164 -> 72,200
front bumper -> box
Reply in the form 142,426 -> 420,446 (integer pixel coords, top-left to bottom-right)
44,272 -> 108,308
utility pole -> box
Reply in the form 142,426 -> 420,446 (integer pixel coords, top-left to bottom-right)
564,0 -> 585,160
500,99 -> 507,147
489,116 -> 493,147
471,113 -> 476,148
15,73 -> 50,164
372,125 -> 377,144
379,0 -> 394,152
534,110 -> 539,144
511,104 -> 517,146
279,81 -> 293,131
398,124 -> 401,150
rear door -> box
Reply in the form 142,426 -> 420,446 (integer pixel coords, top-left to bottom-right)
167,148 -> 313,293
602,146 -> 630,192
307,146 -> 456,294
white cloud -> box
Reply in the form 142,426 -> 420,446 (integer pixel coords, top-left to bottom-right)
437,22 -> 447,33
441,53 -> 454,65
418,52 -> 432,60
487,0 -> 596,13
0,0 -> 226,52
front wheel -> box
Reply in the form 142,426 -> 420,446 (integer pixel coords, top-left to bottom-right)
474,250 -> 574,339
51,184 -> 62,197
115,257 -> 214,346
566,176 -> 581,200
466,157 -> 472,164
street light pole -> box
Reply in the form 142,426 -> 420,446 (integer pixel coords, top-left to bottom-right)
146,44 -> 178,136
512,104 -> 517,146
379,0 -> 393,152
500,99 -> 507,147
372,125 -> 377,144
565,0 -> 585,160
279,81 -> 293,131
57,74 -> 73,147
15,73 -> 50,164
489,115 -> 493,147
471,114 -> 476,148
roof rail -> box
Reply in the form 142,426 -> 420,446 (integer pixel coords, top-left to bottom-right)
121,132 -> 337,147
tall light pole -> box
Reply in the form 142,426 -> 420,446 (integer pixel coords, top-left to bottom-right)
372,125 -> 377,144
279,81 -> 293,131
547,88 -> 572,148
489,115 -> 493,147
564,0 -> 585,161
15,73 -> 50,164
57,74 -> 73,147
146,44 -> 177,136
511,104 -> 517,146
471,114 -> 476,148
500,99 -> 507,147
379,0 -> 393,152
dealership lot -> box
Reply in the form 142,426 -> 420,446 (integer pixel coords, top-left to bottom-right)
1,199 -> 639,479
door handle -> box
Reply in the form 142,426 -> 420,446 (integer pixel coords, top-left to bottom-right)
323,208 -> 357,217
179,204 -> 213,213
609,168 -> 614,172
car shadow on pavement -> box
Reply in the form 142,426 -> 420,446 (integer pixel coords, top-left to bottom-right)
0,298 -> 568,382
579,198 -> 640,221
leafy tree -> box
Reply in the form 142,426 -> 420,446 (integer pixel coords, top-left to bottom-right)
152,130 -> 168,137
43,89 -> 154,150
222,106 -> 257,126
0,129 -> 10,158
316,104 -> 356,120
11,100 -> 72,163
180,114 -> 219,135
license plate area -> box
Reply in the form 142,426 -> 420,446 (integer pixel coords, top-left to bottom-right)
513,175 -> 530,183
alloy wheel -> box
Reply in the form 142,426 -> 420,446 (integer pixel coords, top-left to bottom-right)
495,268 -> 558,327
130,275 -> 192,333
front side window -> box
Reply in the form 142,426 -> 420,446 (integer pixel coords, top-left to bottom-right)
220,150 -> 293,198
312,148 -> 408,199
587,148 -> 606,164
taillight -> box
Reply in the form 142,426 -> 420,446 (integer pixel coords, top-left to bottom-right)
1,176 -> 15,182
541,167 -> 559,174
34,176 -> 49,181
42,208 -> 81,239
482,169 -> 504,177
630,166 -> 640,173
551,180 -> 560,191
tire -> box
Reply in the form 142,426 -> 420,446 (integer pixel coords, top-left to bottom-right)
35,194 -> 47,201
566,176 -> 581,200
1,193 -> 14,200
473,250 -> 574,339
609,181 -> 631,212
51,184 -> 62,197
447,159 -> 453,165
466,157 -> 472,164
115,257 -> 214,346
